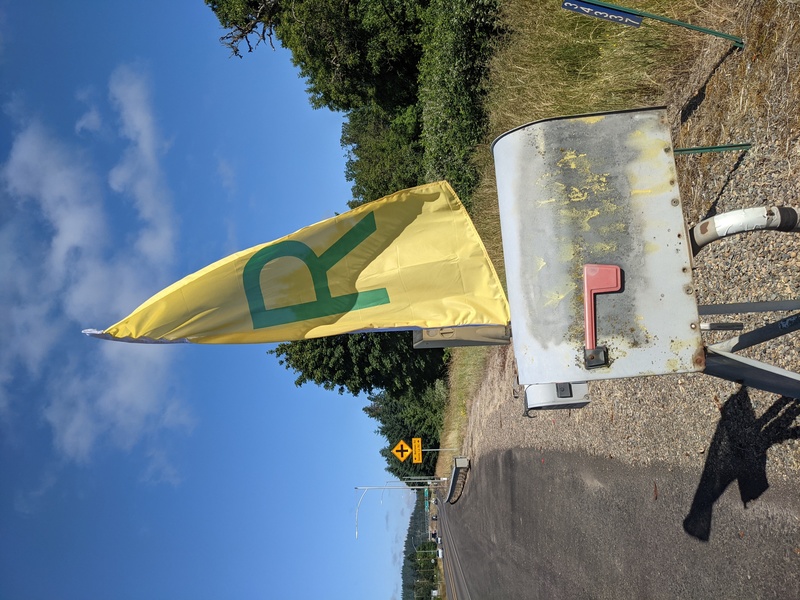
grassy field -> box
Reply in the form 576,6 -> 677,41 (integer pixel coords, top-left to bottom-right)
434,0 -> 742,475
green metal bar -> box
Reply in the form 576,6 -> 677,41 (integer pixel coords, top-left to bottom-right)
582,0 -> 745,48
674,143 -> 752,155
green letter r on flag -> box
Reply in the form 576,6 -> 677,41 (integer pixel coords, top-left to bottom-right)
242,212 -> 390,329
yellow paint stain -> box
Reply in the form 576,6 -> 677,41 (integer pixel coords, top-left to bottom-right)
611,347 -> 629,360
578,171 -> 608,190
568,187 -> 588,203
628,178 -> 674,197
534,257 -> 547,272
645,241 -> 660,254
560,207 -> 600,231
577,116 -> 606,125
592,241 -> 617,254
668,338 -> 700,366
539,181 -> 566,203
601,199 -> 619,214
559,242 -> 576,262
557,149 -> 586,169
625,123 -> 676,197
670,338 -> 692,354
627,129 -> 669,163
599,222 -> 627,235
542,281 -> 577,307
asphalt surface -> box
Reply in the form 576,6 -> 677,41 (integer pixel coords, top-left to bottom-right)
443,448 -> 800,599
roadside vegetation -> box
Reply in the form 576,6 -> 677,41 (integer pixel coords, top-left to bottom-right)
204,0 -> 740,596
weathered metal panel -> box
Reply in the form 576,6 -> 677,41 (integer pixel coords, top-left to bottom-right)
523,382 -> 590,414
412,325 -> 511,348
493,108 -> 703,384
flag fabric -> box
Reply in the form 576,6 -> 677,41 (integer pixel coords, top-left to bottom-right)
85,181 -> 510,344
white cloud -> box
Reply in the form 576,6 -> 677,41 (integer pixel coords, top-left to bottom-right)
75,87 -> 104,136
41,343 -> 192,464
75,106 -> 102,135
108,65 -> 176,267
140,447 -> 183,487
2,121 -> 105,290
0,64 -> 191,474
41,382 -> 101,464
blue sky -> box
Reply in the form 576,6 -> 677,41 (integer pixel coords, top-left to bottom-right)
0,1 -> 416,598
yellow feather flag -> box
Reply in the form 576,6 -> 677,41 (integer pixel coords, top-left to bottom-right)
84,181 -> 509,344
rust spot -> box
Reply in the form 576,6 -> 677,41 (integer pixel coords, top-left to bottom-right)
699,221 -> 710,235
693,348 -> 706,369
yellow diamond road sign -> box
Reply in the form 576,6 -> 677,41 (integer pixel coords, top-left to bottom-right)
392,440 -> 412,462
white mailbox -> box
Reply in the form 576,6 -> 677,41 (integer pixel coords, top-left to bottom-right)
493,108 -> 704,387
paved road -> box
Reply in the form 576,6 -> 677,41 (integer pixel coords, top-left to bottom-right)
438,500 -> 470,600
444,448 -> 800,599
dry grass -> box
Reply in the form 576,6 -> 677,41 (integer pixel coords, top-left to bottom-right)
669,0 -> 800,222
434,346 -> 493,479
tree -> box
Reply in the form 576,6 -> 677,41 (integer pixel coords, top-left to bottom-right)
401,491 -> 435,598
341,103 -> 424,206
277,0 -> 425,111
269,331 -> 445,397
365,381 -> 446,478
204,0 -> 281,56
205,0 -> 428,112
364,381 -> 445,447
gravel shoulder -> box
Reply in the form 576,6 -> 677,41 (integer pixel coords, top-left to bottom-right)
463,0 -> 799,488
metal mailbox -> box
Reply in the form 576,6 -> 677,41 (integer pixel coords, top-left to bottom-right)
493,108 -> 704,386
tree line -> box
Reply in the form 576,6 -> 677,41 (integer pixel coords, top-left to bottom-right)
205,0 -> 428,206
401,491 -> 440,599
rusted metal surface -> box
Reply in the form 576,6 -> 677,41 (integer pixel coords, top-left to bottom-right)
493,108 -> 703,384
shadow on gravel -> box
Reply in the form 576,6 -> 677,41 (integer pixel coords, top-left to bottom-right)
683,388 -> 800,541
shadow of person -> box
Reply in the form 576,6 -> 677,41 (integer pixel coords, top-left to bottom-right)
683,388 -> 800,541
